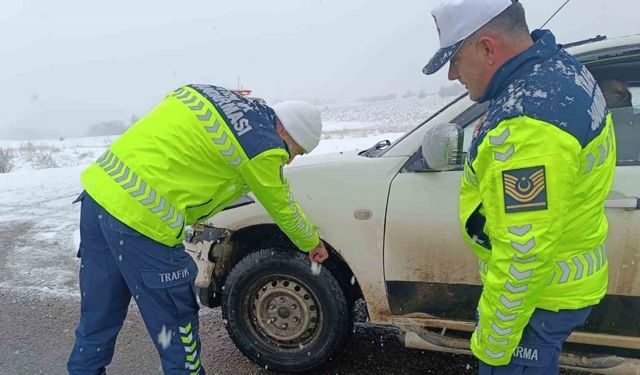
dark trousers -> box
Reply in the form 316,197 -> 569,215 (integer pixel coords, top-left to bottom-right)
67,192 -> 205,375
479,307 -> 592,375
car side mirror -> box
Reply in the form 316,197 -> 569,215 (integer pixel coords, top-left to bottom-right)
421,123 -> 464,171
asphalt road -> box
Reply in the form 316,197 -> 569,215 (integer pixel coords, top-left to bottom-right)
0,291 -> 590,375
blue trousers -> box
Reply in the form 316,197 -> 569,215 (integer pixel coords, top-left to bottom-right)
478,307 -> 592,375
67,192 -> 205,375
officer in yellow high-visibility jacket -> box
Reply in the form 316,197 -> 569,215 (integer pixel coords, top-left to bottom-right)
67,84 -> 328,375
423,1 -> 615,374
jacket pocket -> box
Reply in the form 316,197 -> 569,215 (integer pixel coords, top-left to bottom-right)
141,260 -> 199,318
141,260 -> 197,289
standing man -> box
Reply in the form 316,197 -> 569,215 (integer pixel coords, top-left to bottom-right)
423,0 -> 615,373
67,84 -> 329,375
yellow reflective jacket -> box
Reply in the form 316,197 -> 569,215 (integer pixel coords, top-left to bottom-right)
81,84 -> 319,251
458,30 -> 615,365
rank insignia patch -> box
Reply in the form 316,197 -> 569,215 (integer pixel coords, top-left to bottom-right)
502,166 -> 547,213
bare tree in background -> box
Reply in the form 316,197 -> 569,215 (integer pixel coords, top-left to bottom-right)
0,147 -> 15,173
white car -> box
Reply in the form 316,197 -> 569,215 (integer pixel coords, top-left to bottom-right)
186,34 -> 640,374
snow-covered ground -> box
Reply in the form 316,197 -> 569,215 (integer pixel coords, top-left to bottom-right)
0,94 -> 455,300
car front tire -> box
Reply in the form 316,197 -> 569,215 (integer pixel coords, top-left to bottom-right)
221,247 -> 351,372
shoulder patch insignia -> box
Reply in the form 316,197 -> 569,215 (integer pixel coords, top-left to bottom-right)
502,166 -> 548,213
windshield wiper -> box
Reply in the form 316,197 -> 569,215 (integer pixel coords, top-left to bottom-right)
360,139 -> 391,157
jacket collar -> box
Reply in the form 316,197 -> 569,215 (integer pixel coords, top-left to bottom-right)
478,29 -> 560,103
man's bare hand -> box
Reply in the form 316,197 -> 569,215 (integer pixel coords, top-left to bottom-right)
308,241 -> 329,263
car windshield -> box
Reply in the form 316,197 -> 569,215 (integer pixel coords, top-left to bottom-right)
367,93 -> 469,158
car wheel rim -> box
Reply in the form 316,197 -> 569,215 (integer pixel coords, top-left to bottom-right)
245,274 -> 322,351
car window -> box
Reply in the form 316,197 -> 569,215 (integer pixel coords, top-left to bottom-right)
630,87 -> 640,108
462,123 -> 475,153
400,101 -> 487,172
610,105 -> 640,165
455,103 -> 489,162
617,84 -> 640,165
588,55 -> 640,165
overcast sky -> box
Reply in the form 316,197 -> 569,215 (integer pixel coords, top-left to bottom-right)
1,0 -> 639,139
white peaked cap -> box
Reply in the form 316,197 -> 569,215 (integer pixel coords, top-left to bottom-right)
423,0 -> 513,75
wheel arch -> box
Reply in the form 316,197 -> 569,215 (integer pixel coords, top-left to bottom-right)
226,224 -> 365,311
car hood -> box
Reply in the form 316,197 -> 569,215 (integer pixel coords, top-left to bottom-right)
209,148 -> 407,232
285,150 -> 362,169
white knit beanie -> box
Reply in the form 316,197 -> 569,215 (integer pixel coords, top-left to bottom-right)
272,101 -> 323,153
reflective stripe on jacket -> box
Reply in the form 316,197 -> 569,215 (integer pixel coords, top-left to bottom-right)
81,84 -> 319,250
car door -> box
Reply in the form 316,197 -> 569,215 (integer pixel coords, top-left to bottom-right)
383,101 -> 488,322
383,53 -> 640,342
575,55 -> 640,339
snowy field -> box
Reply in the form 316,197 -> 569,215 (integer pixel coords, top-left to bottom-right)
0,94 -> 454,300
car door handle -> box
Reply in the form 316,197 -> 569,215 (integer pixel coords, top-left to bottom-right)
605,198 -> 640,210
